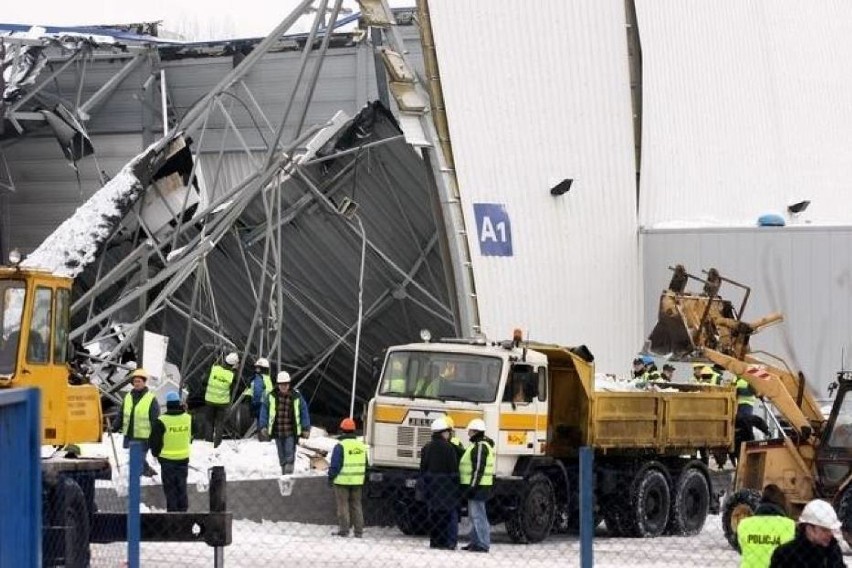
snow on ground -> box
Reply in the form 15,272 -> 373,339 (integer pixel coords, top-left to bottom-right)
90,515 -> 743,567
79,429 -> 336,493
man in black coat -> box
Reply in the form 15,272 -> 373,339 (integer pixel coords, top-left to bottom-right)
770,499 -> 846,568
419,417 -> 460,550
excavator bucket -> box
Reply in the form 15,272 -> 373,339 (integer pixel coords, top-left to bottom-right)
646,265 -> 743,359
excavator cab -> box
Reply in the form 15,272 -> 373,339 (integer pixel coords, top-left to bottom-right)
0,266 -> 102,445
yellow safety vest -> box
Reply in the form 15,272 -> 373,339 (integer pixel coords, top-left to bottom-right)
737,515 -> 796,568
450,436 -> 463,449
158,413 -> 192,461
736,377 -> 757,407
122,391 -> 155,439
267,392 -> 303,436
334,438 -> 367,486
242,373 -> 273,400
460,440 -> 495,486
205,364 -> 234,405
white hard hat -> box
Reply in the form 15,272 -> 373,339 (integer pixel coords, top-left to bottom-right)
798,499 -> 841,530
225,352 -> 239,366
430,417 -> 449,432
466,418 -> 486,432
256,357 -> 270,369
276,371 -> 291,384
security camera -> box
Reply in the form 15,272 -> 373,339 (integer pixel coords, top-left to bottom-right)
787,200 -> 810,214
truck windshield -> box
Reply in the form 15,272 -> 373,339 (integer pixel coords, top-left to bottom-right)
378,351 -> 502,402
0,280 -> 26,375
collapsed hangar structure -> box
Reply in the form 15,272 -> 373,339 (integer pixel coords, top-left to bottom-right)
0,1 -> 476,422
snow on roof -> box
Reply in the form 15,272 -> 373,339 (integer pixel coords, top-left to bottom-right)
22,157 -> 146,277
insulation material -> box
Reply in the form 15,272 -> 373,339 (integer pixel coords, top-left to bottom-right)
427,0 -> 641,375
636,0 -> 852,228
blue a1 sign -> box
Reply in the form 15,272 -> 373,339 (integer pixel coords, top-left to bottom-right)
473,203 -> 513,257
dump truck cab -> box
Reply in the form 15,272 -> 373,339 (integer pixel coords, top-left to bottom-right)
0,266 -> 102,446
367,336 -> 551,476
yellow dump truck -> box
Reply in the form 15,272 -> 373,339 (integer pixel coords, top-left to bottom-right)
364,334 -> 736,542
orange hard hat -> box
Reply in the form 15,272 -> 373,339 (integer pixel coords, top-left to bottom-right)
340,418 -> 356,432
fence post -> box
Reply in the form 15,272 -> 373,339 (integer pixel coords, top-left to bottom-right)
579,446 -> 594,568
127,441 -> 142,568
210,466 -> 226,567
0,388 -> 41,568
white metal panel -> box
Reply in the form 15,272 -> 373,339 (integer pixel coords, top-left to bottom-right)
428,0 -> 641,376
636,0 -> 852,227
642,227 -> 852,399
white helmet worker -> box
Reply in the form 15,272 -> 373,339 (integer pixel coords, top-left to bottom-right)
798,499 -> 842,530
277,371 -> 292,384
430,417 -> 449,432
256,357 -> 270,369
466,418 -> 486,432
225,352 -> 239,366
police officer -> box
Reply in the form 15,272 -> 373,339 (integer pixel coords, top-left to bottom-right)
328,417 -> 367,538
204,352 -> 238,447
737,484 -> 795,568
460,418 -> 494,553
150,391 -> 192,512
113,368 -> 160,477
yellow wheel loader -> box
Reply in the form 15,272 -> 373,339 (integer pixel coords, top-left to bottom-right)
647,264 -> 852,549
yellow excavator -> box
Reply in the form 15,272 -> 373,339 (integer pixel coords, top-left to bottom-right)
647,265 -> 851,549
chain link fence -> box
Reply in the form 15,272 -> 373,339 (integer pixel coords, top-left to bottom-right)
77,427 -> 852,568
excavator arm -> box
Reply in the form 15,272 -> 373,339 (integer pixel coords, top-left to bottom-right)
647,265 -> 826,441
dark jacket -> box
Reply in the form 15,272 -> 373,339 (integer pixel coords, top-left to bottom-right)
258,388 -> 310,438
149,404 -> 191,465
770,526 -> 846,568
113,387 -> 161,447
463,432 -> 494,501
419,432 -> 460,511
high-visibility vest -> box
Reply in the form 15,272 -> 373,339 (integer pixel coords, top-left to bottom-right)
334,438 -> 367,486
205,364 -> 234,405
122,391 -> 155,439
450,435 -> 463,449
243,373 -> 273,400
736,377 -> 757,407
737,515 -> 795,567
267,392 -> 303,436
158,413 -> 192,461
460,440 -> 495,486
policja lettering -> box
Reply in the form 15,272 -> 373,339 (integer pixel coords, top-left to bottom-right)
168,424 -> 190,434
746,534 -> 782,545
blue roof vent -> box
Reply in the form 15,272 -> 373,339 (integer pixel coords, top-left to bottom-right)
757,213 -> 785,227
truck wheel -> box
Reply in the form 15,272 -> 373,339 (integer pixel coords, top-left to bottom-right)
506,473 -> 556,543
668,467 -> 709,536
838,487 -> 851,549
47,478 -> 91,568
629,468 -> 671,537
721,488 -> 760,551
395,499 -> 428,536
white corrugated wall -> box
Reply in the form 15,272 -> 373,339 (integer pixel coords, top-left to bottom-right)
636,0 -> 852,227
427,0 -> 641,376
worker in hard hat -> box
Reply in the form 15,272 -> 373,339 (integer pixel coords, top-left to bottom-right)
699,366 -> 722,386
460,418 -> 494,553
769,499 -> 845,567
419,417 -> 461,550
259,371 -> 311,475
245,357 -> 274,438
445,416 -> 464,454
328,417 -> 367,538
112,368 -> 160,477
204,351 -> 239,448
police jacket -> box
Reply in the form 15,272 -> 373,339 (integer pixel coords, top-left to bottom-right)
328,434 -> 368,486
150,404 -> 192,465
769,527 -> 846,568
737,502 -> 795,568
419,433 -> 460,511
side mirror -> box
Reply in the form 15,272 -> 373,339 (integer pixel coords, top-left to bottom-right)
371,356 -> 382,382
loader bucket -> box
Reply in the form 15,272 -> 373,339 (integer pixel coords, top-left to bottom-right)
647,291 -> 694,358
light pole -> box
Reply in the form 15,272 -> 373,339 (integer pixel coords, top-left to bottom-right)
337,197 -> 365,419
